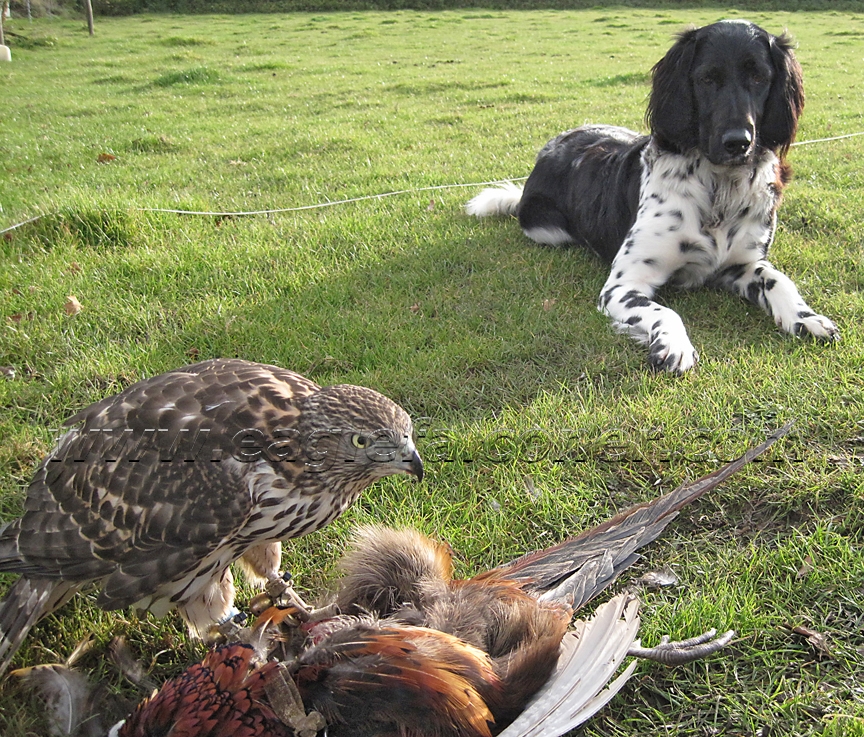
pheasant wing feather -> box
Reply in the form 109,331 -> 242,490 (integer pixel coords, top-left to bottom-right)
502,423 -> 791,609
496,593 -> 640,737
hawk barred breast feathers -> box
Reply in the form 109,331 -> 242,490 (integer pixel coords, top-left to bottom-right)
0,358 -> 423,676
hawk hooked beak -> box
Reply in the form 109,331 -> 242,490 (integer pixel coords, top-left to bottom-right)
405,448 -> 424,483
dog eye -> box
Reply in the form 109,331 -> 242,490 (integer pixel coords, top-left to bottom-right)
751,73 -> 767,85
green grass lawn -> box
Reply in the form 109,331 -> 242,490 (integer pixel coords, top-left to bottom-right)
1,6 -> 863,735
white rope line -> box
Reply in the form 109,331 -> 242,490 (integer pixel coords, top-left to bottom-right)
0,178 -> 527,234
791,131 -> 864,146
1,129 -> 862,234
133,178 -> 529,217
0,214 -> 44,235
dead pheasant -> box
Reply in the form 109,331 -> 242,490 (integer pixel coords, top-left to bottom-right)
270,423 -> 788,737
103,424 -> 789,737
114,644 -> 294,737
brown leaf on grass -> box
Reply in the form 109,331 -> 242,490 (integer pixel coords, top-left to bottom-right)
65,636 -> 97,667
186,347 -> 200,359
542,298 -> 557,312
0,366 -> 15,380
8,312 -> 34,323
97,152 -> 116,163
64,296 -> 82,316
66,262 -> 82,275
409,302 -> 421,313
789,624 -> 832,658
796,555 -> 814,580
826,454 -> 852,469
427,199 -> 435,211
214,215 -> 236,228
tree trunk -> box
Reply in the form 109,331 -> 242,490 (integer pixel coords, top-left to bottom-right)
83,0 -> 94,36
0,1 -> 7,47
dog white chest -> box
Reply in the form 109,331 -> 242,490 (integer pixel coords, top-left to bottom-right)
626,146 -> 779,290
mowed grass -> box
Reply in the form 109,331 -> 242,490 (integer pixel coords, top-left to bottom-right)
1,7 -> 863,735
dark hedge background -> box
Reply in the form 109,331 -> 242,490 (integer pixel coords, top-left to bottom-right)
8,0 -> 863,17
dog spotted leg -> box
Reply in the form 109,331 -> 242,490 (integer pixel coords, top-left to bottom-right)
599,276 -> 699,374
713,260 -> 840,342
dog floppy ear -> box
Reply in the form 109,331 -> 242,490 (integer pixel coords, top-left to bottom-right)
760,32 -> 804,156
646,27 -> 700,154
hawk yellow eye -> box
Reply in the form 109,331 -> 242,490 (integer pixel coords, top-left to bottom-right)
351,434 -> 369,449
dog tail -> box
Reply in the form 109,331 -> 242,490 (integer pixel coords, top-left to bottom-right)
465,182 -> 523,218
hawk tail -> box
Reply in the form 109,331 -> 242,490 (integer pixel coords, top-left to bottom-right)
500,422 -> 793,610
0,578 -> 78,677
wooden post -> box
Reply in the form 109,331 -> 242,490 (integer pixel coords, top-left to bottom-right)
0,1 -> 7,47
83,0 -> 94,36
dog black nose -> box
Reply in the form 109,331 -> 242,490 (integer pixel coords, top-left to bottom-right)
722,129 -> 753,155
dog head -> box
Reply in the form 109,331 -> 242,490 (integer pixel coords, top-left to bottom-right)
646,20 -> 804,165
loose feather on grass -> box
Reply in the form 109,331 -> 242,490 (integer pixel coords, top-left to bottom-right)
12,663 -> 106,737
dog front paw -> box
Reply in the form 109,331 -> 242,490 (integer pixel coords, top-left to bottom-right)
648,331 -> 699,374
790,313 -> 840,343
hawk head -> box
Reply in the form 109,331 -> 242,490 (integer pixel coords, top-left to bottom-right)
292,384 -> 423,483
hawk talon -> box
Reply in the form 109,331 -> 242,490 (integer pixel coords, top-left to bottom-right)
628,628 -> 736,665
265,574 -> 292,599
264,575 -> 315,621
306,603 -> 340,623
250,574 -> 316,619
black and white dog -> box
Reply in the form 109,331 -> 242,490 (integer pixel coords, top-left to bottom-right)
466,20 -> 839,373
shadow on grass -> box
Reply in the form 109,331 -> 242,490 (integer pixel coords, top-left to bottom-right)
9,201 -> 846,423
